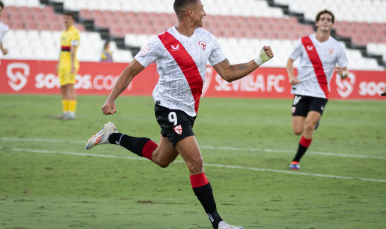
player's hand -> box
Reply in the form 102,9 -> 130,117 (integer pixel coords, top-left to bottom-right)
335,67 -> 347,79
102,99 -> 116,115
2,49 -> 8,55
289,76 -> 300,85
263,46 -> 274,59
70,66 -> 75,74
55,64 -> 58,75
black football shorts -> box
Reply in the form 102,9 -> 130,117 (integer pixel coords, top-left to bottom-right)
155,104 -> 196,147
291,95 -> 328,117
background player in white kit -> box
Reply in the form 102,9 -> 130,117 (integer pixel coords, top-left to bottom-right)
85,0 -> 273,228
286,9 -> 348,170
0,1 -> 9,56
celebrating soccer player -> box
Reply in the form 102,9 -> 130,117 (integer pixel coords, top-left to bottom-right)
55,12 -> 80,120
286,9 -> 348,170
86,0 -> 273,228
0,1 -> 9,56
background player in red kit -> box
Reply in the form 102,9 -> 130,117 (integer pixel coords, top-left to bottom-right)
86,0 -> 273,228
287,9 -> 348,170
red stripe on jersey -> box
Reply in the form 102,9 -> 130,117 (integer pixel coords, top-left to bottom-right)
158,32 -> 203,114
301,36 -> 329,99
190,172 -> 210,188
61,46 -> 71,51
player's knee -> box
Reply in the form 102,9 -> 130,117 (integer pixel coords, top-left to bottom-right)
157,161 -> 171,168
293,129 -> 303,135
304,122 -> 315,133
152,154 -> 172,168
188,157 -> 204,174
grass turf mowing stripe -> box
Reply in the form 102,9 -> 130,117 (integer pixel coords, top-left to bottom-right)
3,147 -> 386,183
1,137 -> 385,160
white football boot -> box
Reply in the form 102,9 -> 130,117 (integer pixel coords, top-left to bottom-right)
55,113 -> 67,119
62,113 -> 76,120
218,221 -> 244,229
85,122 -> 118,150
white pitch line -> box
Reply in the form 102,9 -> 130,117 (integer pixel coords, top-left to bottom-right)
1,137 -> 385,160
2,148 -> 386,183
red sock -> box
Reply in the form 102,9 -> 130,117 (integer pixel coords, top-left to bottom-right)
299,136 -> 312,147
292,136 -> 312,162
142,140 -> 158,161
190,172 -> 210,188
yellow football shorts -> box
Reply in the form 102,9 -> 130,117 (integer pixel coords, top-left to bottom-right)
58,68 -> 79,86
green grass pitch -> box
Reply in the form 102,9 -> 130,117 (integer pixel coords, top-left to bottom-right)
0,94 -> 385,229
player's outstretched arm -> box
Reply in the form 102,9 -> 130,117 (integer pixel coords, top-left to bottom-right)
286,58 -> 300,85
102,59 -> 145,115
213,46 -> 273,83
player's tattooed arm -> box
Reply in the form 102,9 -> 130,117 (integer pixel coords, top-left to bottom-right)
213,59 -> 259,83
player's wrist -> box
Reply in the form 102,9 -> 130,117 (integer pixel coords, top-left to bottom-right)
254,48 -> 271,66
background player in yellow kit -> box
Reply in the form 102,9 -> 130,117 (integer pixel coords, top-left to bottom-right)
55,12 -> 80,120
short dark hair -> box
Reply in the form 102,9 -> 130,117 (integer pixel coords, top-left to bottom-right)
315,9 -> 335,23
173,0 -> 198,19
0,1 -> 4,9
63,12 -> 75,20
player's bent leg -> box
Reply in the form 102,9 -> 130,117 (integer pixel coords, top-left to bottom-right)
292,116 -> 305,135
151,135 -> 179,168
291,111 -> 321,168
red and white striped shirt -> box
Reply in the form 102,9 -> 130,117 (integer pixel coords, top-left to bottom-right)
135,26 -> 226,116
289,34 -> 348,99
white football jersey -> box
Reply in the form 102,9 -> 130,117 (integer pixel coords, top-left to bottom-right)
135,26 -> 226,117
0,21 -> 9,44
289,34 -> 348,99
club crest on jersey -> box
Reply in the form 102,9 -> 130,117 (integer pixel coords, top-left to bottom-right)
307,45 -> 314,51
141,44 -> 149,55
328,48 -> 334,55
198,41 -> 206,50
171,44 -> 180,51
291,106 -> 296,114
173,125 -> 183,135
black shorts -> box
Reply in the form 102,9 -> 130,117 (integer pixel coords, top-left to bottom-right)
155,104 -> 196,147
291,95 -> 328,117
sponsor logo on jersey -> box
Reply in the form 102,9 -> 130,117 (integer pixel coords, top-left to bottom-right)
171,44 -> 180,51
328,48 -> 334,55
293,95 -> 302,105
173,124 -> 183,135
141,44 -> 150,55
307,45 -> 313,51
291,106 -> 296,114
198,41 -> 206,50
7,63 -> 30,91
